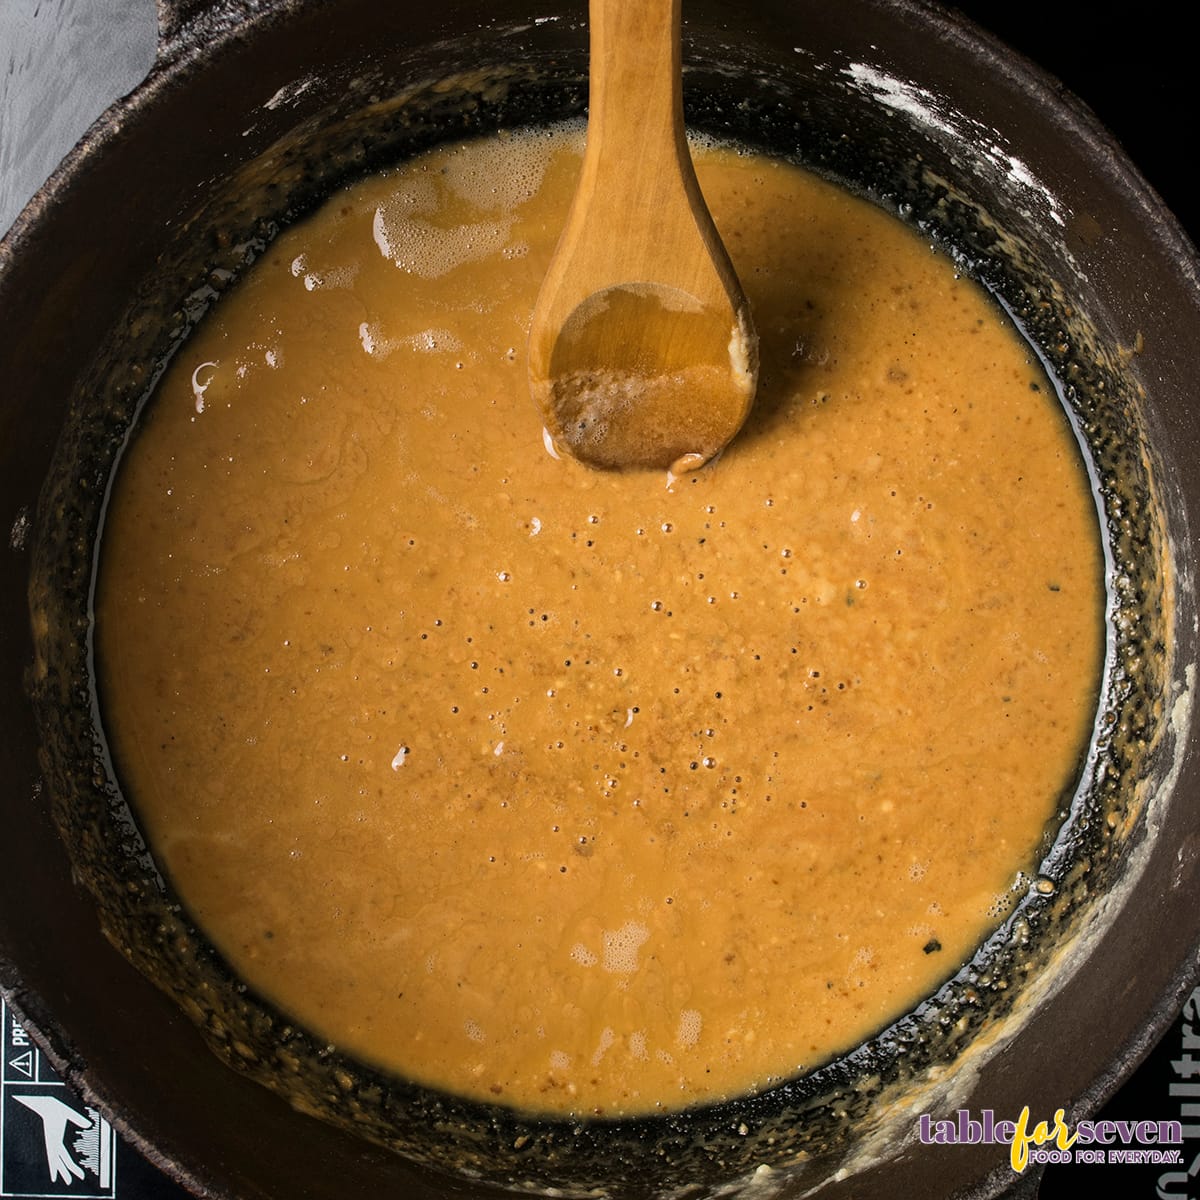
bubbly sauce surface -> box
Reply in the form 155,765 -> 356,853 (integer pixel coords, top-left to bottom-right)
96,126 -> 1104,1117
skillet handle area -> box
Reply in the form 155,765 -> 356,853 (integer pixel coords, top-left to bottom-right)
155,0 -> 262,64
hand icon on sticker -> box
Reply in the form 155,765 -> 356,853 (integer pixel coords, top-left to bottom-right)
13,1093 -> 92,1184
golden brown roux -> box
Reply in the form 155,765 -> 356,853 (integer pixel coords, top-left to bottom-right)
96,125 -> 1104,1117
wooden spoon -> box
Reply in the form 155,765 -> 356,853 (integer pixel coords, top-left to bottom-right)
528,0 -> 758,474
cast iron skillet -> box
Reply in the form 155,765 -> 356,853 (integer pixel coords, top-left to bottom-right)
1,1 -> 1198,1198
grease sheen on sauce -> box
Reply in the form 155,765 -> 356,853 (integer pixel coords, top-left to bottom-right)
96,125 -> 1104,1117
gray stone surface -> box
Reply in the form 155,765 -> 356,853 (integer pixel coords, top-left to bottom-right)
0,0 -> 156,235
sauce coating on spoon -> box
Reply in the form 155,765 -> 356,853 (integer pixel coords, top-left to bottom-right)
542,282 -> 755,471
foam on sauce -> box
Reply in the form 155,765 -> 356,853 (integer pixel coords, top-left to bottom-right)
95,123 -> 1104,1117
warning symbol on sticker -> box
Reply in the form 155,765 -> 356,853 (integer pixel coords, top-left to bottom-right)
6,1053 -> 33,1081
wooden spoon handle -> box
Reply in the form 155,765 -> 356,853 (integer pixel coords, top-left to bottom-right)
587,0 -> 684,167
554,0 -> 736,304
